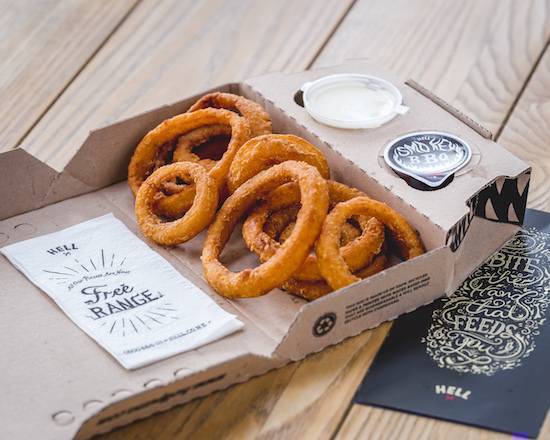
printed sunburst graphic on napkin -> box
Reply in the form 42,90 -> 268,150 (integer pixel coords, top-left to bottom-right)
1,214 -> 243,369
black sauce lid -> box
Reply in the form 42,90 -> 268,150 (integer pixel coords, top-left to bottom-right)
383,132 -> 472,191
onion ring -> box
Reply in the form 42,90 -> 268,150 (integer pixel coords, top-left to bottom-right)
263,206 -> 300,239
133,109 -> 250,220
135,162 -> 218,246
201,161 -> 329,298
316,197 -> 425,290
158,125 -> 231,208
172,124 -> 231,167
226,134 -> 330,193
279,218 -> 361,245
242,181 -> 384,282
281,254 -> 388,301
188,92 -> 272,138
153,185 -> 197,219
128,108 -> 250,196
156,92 -> 270,215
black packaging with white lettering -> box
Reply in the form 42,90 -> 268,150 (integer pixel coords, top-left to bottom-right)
354,209 -> 550,438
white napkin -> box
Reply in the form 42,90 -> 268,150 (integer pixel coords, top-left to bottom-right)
1,214 -> 243,369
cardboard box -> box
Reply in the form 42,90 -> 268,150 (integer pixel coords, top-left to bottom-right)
0,60 -> 530,439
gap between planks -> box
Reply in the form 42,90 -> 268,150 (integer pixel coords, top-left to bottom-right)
305,0 -> 358,71
495,35 -> 550,140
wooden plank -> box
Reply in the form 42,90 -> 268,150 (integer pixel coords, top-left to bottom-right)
314,0 -> 550,135
19,0 -> 354,171
336,405 -> 550,439
0,0 -> 138,153
498,46 -> 550,212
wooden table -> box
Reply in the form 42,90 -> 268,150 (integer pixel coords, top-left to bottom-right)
3,1 -> 549,438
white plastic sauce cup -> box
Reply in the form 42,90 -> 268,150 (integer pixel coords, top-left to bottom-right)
301,73 -> 408,129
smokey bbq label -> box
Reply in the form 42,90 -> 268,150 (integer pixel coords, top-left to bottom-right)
384,132 -> 472,188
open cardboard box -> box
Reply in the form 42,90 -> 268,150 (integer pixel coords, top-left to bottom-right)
0,60 -> 530,439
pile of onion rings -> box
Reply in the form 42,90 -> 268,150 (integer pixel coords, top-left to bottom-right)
128,92 -> 425,300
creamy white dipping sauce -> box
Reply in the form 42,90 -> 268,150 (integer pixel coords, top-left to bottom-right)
308,82 -> 395,122
302,74 -> 406,129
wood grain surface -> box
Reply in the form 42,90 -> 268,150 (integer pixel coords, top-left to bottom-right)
0,0 -> 138,153
104,324 -> 391,440
498,45 -> 550,212
3,0 -> 550,438
336,405 -> 550,440
19,0 -> 354,170
314,0 -> 550,134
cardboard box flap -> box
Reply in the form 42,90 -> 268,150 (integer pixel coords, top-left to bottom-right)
0,144 -> 97,221
0,194 -> 280,440
243,60 -> 530,233
76,351 -> 282,439
0,147 -> 60,219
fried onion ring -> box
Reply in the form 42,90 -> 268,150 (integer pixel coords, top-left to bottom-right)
135,162 -> 218,246
242,181 -> 384,282
278,215 -> 361,245
128,108 -> 250,196
201,161 -> 329,298
226,134 -> 330,193
263,205 -> 300,239
281,254 -> 388,301
172,124 -> 231,167
134,109 -> 250,220
157,92 -> 270,212
316,197 -> 425,290
188,92 -> 272,138
157,125 -> 231,207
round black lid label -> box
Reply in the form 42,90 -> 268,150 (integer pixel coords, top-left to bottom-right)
383,131 -> 472,189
